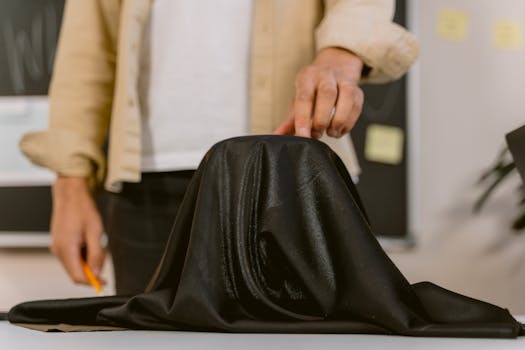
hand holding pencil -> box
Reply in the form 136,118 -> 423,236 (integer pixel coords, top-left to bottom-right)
50,176 -> 107,291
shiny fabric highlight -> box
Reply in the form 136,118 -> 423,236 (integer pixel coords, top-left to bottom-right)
9,136 -> 525,337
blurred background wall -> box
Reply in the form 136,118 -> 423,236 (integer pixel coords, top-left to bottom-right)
391,0 -> 525,314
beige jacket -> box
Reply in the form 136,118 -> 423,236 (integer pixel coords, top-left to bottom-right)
20,0 -> 418,192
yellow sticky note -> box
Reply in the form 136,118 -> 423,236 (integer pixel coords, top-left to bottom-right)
365,124 -> 404,165
436,8 -> 469,41
493,20 -> 523,50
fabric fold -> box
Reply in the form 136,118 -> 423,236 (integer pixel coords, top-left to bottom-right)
9,135 -> 525,338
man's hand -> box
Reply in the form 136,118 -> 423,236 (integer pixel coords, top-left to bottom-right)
274,47 -> 364,139
50,176 -> 106,286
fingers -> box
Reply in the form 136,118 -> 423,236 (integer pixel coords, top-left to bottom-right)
287,67 -> 363,139
85,228 -> 106,282
311,74 -> 338,139
293,67 -> 317,138
328,81 -> 364,138
50,180 -> 106,286
85,215 -> 106,284
50,202 -> 88,284
344,86 -> 364,134
50,230 -> 88,285
283,48 -> 364,139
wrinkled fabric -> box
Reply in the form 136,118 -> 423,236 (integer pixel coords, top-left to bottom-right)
9,136 -> 525,337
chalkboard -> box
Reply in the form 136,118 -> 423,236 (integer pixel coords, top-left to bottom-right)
0,0 -> 64,241
352,0 -> 409,239
0,0 -> 64,95
0,187 -> 51,231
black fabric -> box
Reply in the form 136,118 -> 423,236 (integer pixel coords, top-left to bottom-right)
8,136 -> 525,337
506,124 -> 525,182
106,170 -> 194,295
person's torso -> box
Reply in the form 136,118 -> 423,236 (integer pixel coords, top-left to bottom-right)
139,0 -> 254,172
104,0 -> 361,191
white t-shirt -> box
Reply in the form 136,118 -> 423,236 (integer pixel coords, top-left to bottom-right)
139,0 -> 254,171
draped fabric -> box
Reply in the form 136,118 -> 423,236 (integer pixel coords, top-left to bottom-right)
9,136 -> 525,337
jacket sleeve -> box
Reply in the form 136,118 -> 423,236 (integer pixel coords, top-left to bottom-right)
19,0 -> 120,190
316,0 -> 419,83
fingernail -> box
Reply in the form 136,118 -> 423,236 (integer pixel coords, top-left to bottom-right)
93,267 -> 101,276
312,131 -> 322,139
298,128 -> 310,137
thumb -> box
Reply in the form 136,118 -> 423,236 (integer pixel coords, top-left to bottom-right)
85,224 -> 105,279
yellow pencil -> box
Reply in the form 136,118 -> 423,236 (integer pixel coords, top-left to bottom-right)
81,259 -> 102,294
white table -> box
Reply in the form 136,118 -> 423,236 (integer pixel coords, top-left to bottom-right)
2,318 -> 525,350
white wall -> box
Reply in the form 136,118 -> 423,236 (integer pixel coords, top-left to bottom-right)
390,0 -> 525,314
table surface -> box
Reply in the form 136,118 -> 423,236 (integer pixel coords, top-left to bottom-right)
2,318 -> 525,350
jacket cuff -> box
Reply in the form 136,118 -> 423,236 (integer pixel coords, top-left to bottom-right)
19,129 -> 105,191
316,4 -> 419,83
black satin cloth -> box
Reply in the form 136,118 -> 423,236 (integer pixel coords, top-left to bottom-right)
9,136 -> 525,337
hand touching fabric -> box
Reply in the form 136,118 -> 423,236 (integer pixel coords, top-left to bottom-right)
274,47 -> 364,139
9,136 -> 525,337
